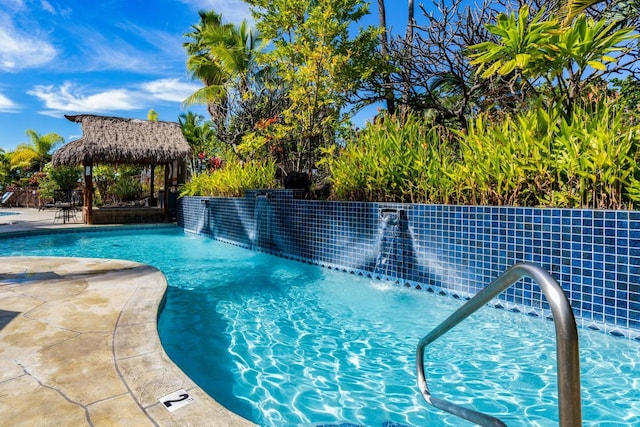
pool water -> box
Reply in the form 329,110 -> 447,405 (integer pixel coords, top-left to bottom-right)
1,227 -> 638,426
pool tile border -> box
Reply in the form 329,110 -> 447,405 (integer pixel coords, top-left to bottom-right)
0,223 -> 177,240
179,193 -> 640,340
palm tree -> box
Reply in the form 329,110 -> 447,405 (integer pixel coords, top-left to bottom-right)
178,112 -> 215,155
183,12 -> 226,120
183,11 -> 263,129
10,130 -> 63,172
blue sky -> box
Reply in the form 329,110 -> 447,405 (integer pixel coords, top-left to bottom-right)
0,0 -> 407,152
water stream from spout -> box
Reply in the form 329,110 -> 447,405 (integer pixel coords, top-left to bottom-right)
252,194 -> 275,251
373,209 -> 417,281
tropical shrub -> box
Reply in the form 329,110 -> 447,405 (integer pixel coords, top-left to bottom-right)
550,103 -> 640,209
323,104 -> 640,209
93,166 -> 117,206
111,175 -> 142,202
49,166 -> 82,191
91,165 -> 144,205
319,113 -> 456,203
452,108 -> 557,206
37,164 -> 82,201
180,158 -> 279,197
454,103 -> 640,208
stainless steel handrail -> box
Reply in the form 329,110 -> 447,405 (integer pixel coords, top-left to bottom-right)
416,263 -> 581,427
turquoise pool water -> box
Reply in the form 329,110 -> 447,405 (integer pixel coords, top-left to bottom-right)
0,227 -> 638,426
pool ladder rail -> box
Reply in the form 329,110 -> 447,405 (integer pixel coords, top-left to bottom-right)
416,263 -> 582,427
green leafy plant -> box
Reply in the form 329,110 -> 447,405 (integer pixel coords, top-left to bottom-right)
111,175 -> 142,202
180,158 -> 279,197
551,103 -> 640,208
451,106 -> 558,206
468,6 -> 638,116
37,164 -> 82,201
319,113 -> 455,203
322,104 -> 640,208
245,0 -> 379,173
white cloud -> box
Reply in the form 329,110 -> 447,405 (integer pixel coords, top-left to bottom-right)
0,92 -> 19,112
0,0 -> 25,12
112,22 -> 187,69
40,0 -> 55,14
27,82 -> 142,115
178,0 -> 253,24
89,43 -> 157,73
141,78 -> 201,103
0,15 -> 57,71
27,78 -> 201,116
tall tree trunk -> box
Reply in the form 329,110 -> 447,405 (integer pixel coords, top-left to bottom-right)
377,0 -> 396,116
401,0 -> 415,119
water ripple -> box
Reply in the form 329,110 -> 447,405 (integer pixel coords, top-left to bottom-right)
4,229 -> 635,426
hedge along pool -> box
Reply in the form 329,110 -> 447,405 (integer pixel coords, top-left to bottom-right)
0,227 -> 638,426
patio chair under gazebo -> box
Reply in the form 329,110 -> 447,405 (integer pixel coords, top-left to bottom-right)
52,114 -> 192,224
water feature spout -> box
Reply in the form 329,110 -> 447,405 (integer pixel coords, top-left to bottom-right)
380,208 -> 402,225
373,207 -> 416,280
252,192 -> 277,251
194,199 -> 213,234
380,207 -> 402,217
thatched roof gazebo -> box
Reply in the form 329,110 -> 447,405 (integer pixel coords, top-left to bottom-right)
53,114 -> 192,224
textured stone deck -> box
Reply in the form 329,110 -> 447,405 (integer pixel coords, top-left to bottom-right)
0,209 -> 255,426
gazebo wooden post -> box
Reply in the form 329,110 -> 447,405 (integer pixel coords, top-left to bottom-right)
84,163 -> 93,224
163,163 -> 169,219
150,164 -> 155,206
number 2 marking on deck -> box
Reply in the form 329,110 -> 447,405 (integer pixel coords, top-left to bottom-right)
163,393 -> 189,407
159,389 -> 194,412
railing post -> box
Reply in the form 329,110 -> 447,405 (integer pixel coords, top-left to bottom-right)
416,263 -> 581,426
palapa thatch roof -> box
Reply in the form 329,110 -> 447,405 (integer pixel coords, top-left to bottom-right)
52,114 -> 192,167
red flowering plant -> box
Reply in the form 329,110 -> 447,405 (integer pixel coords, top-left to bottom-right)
237,115 -> 285,162
195,151 -> 224,173
208,156 -> 223,170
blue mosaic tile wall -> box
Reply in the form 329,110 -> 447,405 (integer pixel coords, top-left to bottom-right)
178,193 -> 640,338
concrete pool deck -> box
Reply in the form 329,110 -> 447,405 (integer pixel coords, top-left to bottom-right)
0,208 -> 255,426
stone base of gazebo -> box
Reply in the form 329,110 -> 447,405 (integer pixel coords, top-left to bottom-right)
85,207 -> 165,224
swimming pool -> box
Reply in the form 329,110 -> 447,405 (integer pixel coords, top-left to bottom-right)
1,227 -> 638,426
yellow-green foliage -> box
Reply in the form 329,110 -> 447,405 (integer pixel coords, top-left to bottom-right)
180,159 -> 280,197
325,105 -> 640,208
551,104 -> 640,209
454,108 -> 558,206
246,0 -> 379,171
319,113 -> 456,203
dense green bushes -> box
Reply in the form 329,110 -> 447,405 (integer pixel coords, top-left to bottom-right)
180,159 -> 279,197
178,5 -> 640,209
321,105 -> 640,209
318,114 -> 455,203
184,103 -> 640,209
37,165 -> 82,201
